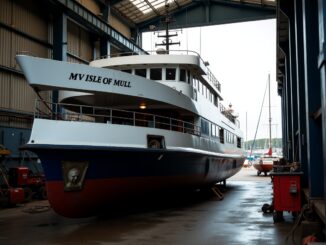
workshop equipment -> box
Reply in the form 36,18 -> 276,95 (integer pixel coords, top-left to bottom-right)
8,167 -> 47,201
270,171 -> 303,222
0,146 -> 25,207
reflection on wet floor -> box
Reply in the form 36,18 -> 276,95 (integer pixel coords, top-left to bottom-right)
0,167 -> 301,245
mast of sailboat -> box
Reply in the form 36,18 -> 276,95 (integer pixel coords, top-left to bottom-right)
249,74 -> 272,159
268,73 -> 272,155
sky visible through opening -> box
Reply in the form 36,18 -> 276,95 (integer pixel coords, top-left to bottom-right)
142,19 -> 281,142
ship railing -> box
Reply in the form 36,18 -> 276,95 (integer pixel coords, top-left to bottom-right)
219,103 -> 240,127
34,100 -> 201,136
97,49 -> 201,59
205,68 -> 221,93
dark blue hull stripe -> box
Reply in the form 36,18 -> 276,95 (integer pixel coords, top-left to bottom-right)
24,144 -> 245,181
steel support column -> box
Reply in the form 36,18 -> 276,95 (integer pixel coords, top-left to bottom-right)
282,42 -> 293,162
294,0 -> 307,166
53,12 -> 67,106
53,12 -> 67,61
100,3 -> 110,57
318,0 -> 326,214
280,78 -> 288,158
303,0 -> 323,197
289,12 -> 299,162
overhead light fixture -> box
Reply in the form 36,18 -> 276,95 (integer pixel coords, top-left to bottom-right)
139,103 -> 146,109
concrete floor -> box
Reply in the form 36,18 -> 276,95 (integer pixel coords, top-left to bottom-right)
0,167 -> 302,245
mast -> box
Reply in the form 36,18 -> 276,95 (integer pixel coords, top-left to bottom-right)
268,73 -> 272,154
155,1 -> 180,53
246,111 -> 248,150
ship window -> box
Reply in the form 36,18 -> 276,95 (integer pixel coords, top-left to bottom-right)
193,89 -> 197,101
180,69 -> 186,82
187,71 -> 191,84
201,119 -> 209,136
237,137 -> 242,148
135,69 -> 146,77
214,95 -> 218,107
211,124 -> 216,137
192,78 -> 197,88
166,68 -> 176,80
122,69 -> 132,74
219,128 -> 225,143
150,68 -> 162,80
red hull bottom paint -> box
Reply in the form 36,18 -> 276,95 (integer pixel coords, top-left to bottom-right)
253,164 -> 273,173
47,175 -> 210,218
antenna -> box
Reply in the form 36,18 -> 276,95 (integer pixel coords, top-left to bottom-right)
155,1 -> 180,53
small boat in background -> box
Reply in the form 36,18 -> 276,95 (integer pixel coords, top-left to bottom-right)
252,74 -> 279,176
253,148 -> 278,176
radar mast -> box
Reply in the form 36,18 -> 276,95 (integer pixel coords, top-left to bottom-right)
155,1 -> 180,53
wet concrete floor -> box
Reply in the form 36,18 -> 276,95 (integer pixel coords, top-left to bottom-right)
0,167 -> 301,245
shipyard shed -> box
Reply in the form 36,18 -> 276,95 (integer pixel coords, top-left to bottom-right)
0,0 -> 275,163
4,0 -> 326,244
0,0 -> 274,168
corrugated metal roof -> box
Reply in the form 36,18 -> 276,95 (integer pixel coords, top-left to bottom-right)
112,0 -> 276,25
112,0 -> 192,24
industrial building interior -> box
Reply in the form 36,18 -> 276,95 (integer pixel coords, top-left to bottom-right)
1,0 -> 326,244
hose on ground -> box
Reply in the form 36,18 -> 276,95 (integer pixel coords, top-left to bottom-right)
284,204 -> 310,245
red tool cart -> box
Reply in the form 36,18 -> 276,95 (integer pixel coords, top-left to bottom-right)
270,171 -> 303,222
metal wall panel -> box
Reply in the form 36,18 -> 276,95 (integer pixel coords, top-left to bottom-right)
0,0 -> 51,120
10,75 -> 35,112
94,40 -> 100,59
0,72 -> 11,108
0,28 -> 12,67
48,21 -> 53,46
0,0 -> 12,25
67,20 -> 80,56
67,56 -> 83,64
12,0 -> 49,41
11,32 -> 49,70
38,91 -> 51,113
1,116 -> 32,129
80,27 -> 92,61
76,0 -> 100,16
67,20 -> 93,62
109,15 -> 131,38
0,73 -> 50,114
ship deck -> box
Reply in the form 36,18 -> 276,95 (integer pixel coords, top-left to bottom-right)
0,167 -> 302,244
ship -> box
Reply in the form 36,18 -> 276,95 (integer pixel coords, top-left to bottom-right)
17,50 -> 246,217
16,9 -> 245,217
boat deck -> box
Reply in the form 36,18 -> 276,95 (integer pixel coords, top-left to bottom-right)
0,167 -> 302,244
